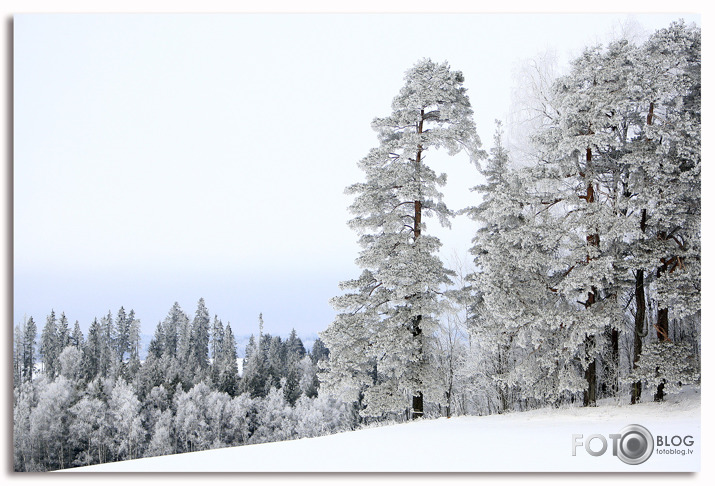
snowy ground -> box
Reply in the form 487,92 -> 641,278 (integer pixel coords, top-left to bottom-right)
70,390 -> 700,473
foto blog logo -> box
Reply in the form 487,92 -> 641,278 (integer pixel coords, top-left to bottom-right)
572,424 -> 654,465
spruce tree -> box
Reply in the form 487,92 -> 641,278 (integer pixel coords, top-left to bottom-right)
190,298 -> 211,373
210,315 -> 225,384
40,310 -> 58,379
57,313 -> 70,353
23,317 -> 37,382
220,323 -> 240,396
71,320 -> 84,348
83,318 -> 102,382
115,307 -> 131,362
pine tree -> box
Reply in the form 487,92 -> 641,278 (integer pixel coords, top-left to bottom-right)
321,59 -> 482,419
627,22 -> 701,402
507,22 -> 701,407
526,39 -> 645,406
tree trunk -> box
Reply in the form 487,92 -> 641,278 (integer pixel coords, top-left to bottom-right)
631,209 -> 648,404
631,268 -> 646,404
653,229 -> 671,402
411,315 -> 424,419
583,288 -> 598,407
410,111 -> 425,420
610,327 -> 619,395
412,392 -> 424,419
583,146 -> 599,407
654,303 -> 669,402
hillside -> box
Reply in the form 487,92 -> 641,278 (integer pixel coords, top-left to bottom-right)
70,390 -> 700,473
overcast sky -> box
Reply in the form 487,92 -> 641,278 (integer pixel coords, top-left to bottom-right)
13,13 -> 700,339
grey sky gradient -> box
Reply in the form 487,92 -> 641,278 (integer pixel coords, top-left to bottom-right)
13,13 -> 700,338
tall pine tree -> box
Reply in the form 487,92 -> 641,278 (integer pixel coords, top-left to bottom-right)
321,59 -> 481,419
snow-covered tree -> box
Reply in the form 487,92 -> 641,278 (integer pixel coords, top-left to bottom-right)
216,323 -> 239,397
491,21 -> 701,407
39,311 -> 58,379
240,314 -> 268,398
29,376 -> 76,470
210,315 -> 225,382
115,307 -> 131,362
24,317 -> 38,382
57,312 -> 70,352
628,340 -> 699,396
293,394 -> 354,439
173,382 -> 231,453
249,384 -> 295,444
69,395 -> 110,466
623,21 -> 701,402
14,316 -> 37,384
310,337 -> 329,364
321,59 -> 482,420
13,380 -> 36,471
82,318 -> 102,382
163,302 -> 189,361
58,346 -> 82,381
225,392 -> 256,446
99,311 -> 116,379
14,323 -> 24,385
108,378 -> 145,461
190,298 -> 211,375
465,121 -> 573,408
71,320 -> 84,348
145,409 -> 174,458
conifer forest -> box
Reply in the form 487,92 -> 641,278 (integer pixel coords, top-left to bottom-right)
13,20 -> 700,471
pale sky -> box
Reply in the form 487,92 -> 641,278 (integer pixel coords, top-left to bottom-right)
13,12 -> 701,338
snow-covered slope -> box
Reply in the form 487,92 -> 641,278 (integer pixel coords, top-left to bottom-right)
70,391 -> 700,473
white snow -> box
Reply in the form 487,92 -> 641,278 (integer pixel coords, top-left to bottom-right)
69,390 -> 700,473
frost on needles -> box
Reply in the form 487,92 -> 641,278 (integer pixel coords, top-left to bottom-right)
320,59 -> 483,420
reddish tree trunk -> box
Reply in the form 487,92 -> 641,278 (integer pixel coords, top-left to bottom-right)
411,110 -> 425,420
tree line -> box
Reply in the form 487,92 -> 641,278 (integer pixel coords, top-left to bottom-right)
13,300 -> 341,472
